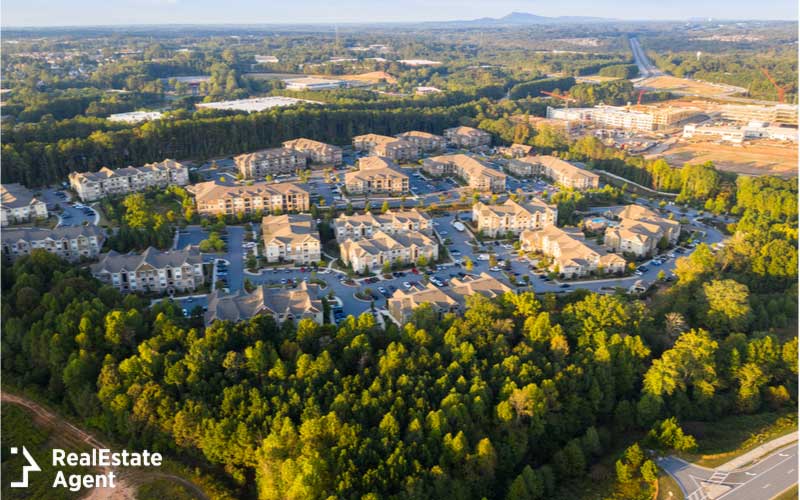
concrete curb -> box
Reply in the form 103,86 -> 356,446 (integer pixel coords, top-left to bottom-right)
717,432 -> 798,472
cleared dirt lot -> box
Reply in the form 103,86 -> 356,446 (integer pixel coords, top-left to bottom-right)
649,139 -> 798,178
639,75 -> 742,98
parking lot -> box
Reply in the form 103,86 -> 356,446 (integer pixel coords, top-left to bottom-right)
41,187 -> 99,227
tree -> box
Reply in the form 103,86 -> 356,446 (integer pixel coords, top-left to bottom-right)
646,417 -> 697,452
700,279 -> 752,333
464,256 -> 474,272
381,201 -> 390,214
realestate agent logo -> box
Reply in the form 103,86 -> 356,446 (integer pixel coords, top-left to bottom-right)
9,446 -> 42,488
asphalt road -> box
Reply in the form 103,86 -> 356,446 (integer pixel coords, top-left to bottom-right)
629,37 -> 663,79
659,443 -> 798,500
41,187 -> 98,227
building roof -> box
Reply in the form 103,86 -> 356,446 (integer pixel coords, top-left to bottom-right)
522,225 -> 608,269
91,246 -> 202,274
515,155 -> 599,182
0,183 -> 44,209
473,198 -> 554,220
3,225 -> 105,243
427,154 -> 506,181
346,157 -> 408,183
188,181 -> 309,203
353,133 -> 399,144
389,272 -> 511,318
262,214 -> 319,246
334,209 -> 430,230
341,230 -> 435,259
282,138 -> 341,154
444,126 -> 490,137
69,160 -> 185,184
204,282 -> 322,324
234,147 -> 301,165
395,130 -> 444,140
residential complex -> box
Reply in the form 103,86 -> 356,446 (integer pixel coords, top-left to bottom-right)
234,148 -> 308,179
282,138 -> 343,166
388,272 -> 511,323
394,131 -> 447,153
508,156 -> 600,190
261,214 -> 321,264
472,198 -> 557,238
521,226 -> 626,278
604,205 -> 681,257
1,183 -> 48,226
423,154 -> 506,193
68,159 -> 189,202
340,230 -> 438,273
205,282 -> 324,325
547,104 -> 700,131
719,103 -> 798,126
443,126 -> 492,149
2,225 -> 105,261
345,157 -> 409,195
91,246 -> 205,294
333,209 -> 432,241
352,134 -> 420,162
189,181 -> 310,216
497,143 -> 533,158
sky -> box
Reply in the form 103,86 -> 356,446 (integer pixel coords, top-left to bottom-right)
2,0 -> 797,27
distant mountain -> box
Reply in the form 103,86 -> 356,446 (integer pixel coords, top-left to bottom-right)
443,12 -> 615,25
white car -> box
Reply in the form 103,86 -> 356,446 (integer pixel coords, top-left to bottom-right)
490,266 -> 502,272
403,282 -> 412,289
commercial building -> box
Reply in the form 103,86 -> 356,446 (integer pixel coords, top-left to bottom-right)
1,184 -> 48,226
422,154 -> 506,193
340,230 -> 438,273
68,159 -> 189,202
472,198 -> 557,238
189,181 -> 310,216
547,104 -> 700,131
497,143 -> 533,158
234,148 -> 308,179
521,226 -> 626,278
282,138 -> 343,166
683,122 -> 798,144
352,134 -> 420,162
107,111 -> 163,123
261,214 -> 321,265
604,205 -> 681,257
2,225 -> 105,262
507,156 -> 600,190
394,131 -> 447,153
719,103 -> 798,126
388,272 -> 511,323
205,282 -> 323,326
196,96 -> 322,113
284,77 -> 345,91
344,157 -> 409,196
333,209 -> 432,241
443,126 -> 492,150
91,246 -> 205,294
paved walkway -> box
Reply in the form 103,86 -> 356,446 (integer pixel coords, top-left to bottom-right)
595,169 -> 679,198
717,431 -> 798,472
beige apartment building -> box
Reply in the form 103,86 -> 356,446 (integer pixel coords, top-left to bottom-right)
345,157 -> 409,195
422,154 -> 506,193
69,159 -> 189,202
394,131 -> 447,153
521,226 -> 626,278
333,209 -> 432,241
497,143 -> 533,158
340,230 -> 438,273
234,147 -> 308,179
508,156 -> 600,190
189,181 -> 310,216
604,205 -> 680,257
443,126 -> 492,149
205,282 -> 323,325
1,183 -> 48,226
352,134 -> 420,162
261,214 -> 321,264
91,246 -> 205,294
388,272 -> 511,323
472,198 -> 557,238
283,138 -> 343,166
2,225 -> 105,262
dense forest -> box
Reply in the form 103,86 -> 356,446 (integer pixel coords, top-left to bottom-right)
2,172 -> 796,499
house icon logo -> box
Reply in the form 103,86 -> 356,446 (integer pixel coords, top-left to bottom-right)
9,446 -> 41,488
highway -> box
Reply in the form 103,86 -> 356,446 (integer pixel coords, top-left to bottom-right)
629,37 -> 662,79
659,443 -> 798,500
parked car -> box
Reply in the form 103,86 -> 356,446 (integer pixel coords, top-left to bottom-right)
403,282 -> 412,289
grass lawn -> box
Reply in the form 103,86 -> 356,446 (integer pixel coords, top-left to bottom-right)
774,484 -> 798,500
134,478 -> 197,500
680,411 -> 797,468
657,471 -> 684,500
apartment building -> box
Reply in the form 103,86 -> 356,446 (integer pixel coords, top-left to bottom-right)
2,225 -> 105,261
422,154 -> 506,193
344,157 -> 409,195
472,198 -> 557,238
508,156 -> 600,190
604,205 -> 680,257
189,181 -> 310,216
352,134 -> 420,162
333,209 -> 432,241
1,183 -> 48,226
388,272 -> 511,323
234,148 -> 308,179
282,138 -> 343,166
91,246 -> 205,294
443,126 -> 492,149
205,282 -> 324,325
497,143 -> 533,158
394,131 -> 447,153
69,159 -> 189,202
547,105 -> 699,132
719,103 -> 798,126
521,226 -> 626,278
262,214 -> 321,264
340,230 -> 438,273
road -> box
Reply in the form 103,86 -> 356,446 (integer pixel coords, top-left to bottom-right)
629,37 -> 662,79
659,443 -> 798,500
40,187 -> 98,227
1,391 -> 209,500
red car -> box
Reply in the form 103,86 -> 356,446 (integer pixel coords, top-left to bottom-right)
411,268 -> 419,274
